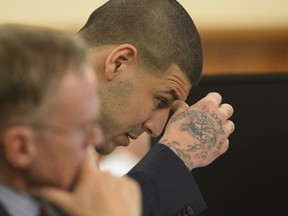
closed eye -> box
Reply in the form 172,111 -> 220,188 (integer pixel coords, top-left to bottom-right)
157,98 -> 168,108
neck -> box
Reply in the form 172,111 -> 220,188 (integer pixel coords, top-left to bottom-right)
0,165 -> 28,193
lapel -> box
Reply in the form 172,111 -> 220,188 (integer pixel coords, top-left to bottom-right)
0,202 -> 11,216
0,202 -> 67,216
46,204 -> 69,216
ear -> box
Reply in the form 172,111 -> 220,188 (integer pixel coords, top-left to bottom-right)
104,44 -> 138,81
2,126 -> 36,170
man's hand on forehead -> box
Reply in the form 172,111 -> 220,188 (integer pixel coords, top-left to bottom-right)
159,92 -> 235,171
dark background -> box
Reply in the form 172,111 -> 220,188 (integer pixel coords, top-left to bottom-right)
152,73 -> 288,216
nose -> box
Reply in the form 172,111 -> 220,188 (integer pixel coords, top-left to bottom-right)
142,109 -> 170,137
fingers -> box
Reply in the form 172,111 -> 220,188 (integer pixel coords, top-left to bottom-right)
225,119 -> 235,134
119,176 -> 142,216
219,103 -> 235,135
219,103 -> 234,118
74,147 -> 97,184
172,92 -> 228,118
196,92 -> 234,124
218,138 -> 230,155
202,92 -> 222,105
86,146 -> 99,171
171,100 -> 189,114
129,180 -> 142,216
32,187 -> 74,212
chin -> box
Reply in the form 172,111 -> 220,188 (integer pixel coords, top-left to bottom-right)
64,172 -> 81,191
55,177 -> 74,191
95,142 -> 116,155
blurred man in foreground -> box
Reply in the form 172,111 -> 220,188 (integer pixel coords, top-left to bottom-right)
0,24 -> 141,216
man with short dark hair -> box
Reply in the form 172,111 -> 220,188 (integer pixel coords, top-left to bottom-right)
74,0 -> 235,215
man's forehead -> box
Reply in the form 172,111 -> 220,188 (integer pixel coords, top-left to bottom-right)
158,64 -> 191,101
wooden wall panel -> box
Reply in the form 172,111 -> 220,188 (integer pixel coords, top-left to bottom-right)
200,29 -> 288,75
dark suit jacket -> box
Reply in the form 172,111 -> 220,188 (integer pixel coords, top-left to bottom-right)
127,144 -> 206,216
0,145 -> 206,216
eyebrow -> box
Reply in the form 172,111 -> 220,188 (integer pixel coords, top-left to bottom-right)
162,89 -> 179,101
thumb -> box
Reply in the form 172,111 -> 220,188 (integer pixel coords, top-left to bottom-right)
83,146 -> 100,172
75,146 -> 100,186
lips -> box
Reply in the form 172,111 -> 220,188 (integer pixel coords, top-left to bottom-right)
111,133 -> 141,148
119,134 -> 130,146
127,134 -> 138,140
121,134 -> 138,146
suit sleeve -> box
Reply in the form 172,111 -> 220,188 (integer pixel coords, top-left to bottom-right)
126,144 -> 207,216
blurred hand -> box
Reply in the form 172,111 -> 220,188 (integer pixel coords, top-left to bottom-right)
31,147 -> 141,216
159,92 -> 235,171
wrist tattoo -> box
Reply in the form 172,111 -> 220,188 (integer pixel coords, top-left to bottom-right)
161,139 -> 195,170
162,110 -> 225,170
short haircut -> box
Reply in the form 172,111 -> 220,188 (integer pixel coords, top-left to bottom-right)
0,24 -> 88,127
78,0 -> 202,89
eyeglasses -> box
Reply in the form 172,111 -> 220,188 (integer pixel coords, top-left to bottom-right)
26,121 -> 103,142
